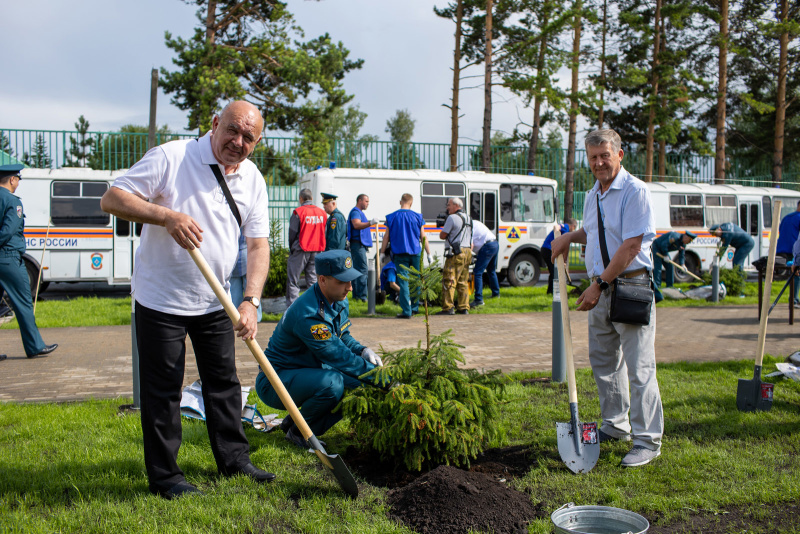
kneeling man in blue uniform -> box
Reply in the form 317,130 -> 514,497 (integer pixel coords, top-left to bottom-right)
256,250 -> 383,448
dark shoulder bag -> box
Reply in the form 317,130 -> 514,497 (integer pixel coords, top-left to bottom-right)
597,193 -> 653,326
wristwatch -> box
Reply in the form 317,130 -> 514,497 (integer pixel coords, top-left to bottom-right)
596,277 -> 610,291
243,296 -> 261,308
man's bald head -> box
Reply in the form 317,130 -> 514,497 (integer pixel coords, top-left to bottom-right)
211,100 -> 264,171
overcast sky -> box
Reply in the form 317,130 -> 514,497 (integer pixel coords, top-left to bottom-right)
2,0 -> 561,145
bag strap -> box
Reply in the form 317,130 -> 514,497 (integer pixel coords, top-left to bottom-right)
597,193 -> 610,268
209,164 -> 242,228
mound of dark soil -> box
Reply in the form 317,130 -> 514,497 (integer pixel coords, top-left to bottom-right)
386,464 -> 545,534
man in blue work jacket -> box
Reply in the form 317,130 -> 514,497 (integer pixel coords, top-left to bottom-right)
322,193 -> 347,251
777,201 -> 800,305
348,194 -> 378,301
652,231 -> 696,302
0,165 -> 57,360
255,250 -> 383,448
710,222 -> 754,269
380,193 -> 431,318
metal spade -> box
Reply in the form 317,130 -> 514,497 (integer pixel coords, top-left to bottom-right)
737,201 -> 781,412
553,228 -> 600,473
188,247 -> 359,496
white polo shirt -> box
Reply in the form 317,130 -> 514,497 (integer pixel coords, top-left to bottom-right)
471,220 -> 496,252
113,133 -> 270,315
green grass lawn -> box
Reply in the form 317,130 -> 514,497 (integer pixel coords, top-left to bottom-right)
1,356 -> 799,532
2,278 -> 788,330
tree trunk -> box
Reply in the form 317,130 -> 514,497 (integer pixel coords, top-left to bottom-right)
598,0 -> 607,128
715,0 -> 729,185
528,10 -> 550,174
564,0 -> 582,222
773,0 -> 788,185
449,0 -> 464,172
645,0 -> 662,182
658,16 -> 667,181
206,0 -> 217,44
481,0 -> 493,172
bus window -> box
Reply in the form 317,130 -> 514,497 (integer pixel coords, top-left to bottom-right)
469,192 -> 497,231
499,184 -> 554,223
762,196 -> 772,229
421,181 -> 465,222
470,192 -> 481,221
669,194 -> 703,226
115,217 -> 130,237
51,181 -> 110,226
705,195 -> 737,227
135,223 -> 143,237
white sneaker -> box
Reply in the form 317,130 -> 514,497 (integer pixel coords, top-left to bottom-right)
621,446 -> 661,467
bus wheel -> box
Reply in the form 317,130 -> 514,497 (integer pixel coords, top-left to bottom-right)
672,254 -> 701,283
23,258 -> 47,296
508,254 -> 540,287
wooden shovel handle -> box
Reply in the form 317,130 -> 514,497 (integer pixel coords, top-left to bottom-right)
375,224 -> 381,288
187,247 -> 316,442
656,252 -> 704,282
554,228 -> 578,404
755,200 -> 782,367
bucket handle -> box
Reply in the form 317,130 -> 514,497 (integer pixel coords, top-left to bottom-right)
553,502 -> 576,513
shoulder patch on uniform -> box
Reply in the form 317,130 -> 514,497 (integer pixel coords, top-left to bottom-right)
330,218 -> 337,229
310,323 -> 332,340
16,206 -> 22,218
340,320 -> 351,332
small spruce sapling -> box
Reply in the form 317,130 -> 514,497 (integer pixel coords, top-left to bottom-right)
337,256 -> 504,471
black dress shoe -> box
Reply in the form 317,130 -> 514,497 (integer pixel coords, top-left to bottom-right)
153,481 -> 203,500
236,463 -> 277,483
0,354 -> 6,362
396,313 -> 412,319
435,309 -> 455,316
279,415 -> 295,433
28,344 -> 57,358
285,426 -> 326,450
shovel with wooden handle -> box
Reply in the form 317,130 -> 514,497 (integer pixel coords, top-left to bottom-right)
655,252 -> 704,283
737,200 -> 781,412
187,247 -> 359,497
554,228 -> 599,474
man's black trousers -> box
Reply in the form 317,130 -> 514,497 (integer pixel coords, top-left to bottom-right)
135,302 -> 251,491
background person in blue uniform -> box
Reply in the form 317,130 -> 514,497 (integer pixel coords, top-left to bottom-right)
541,218 -> 577,295
710,222 -> 754,269
322,193 -> 347,251
255,250 -> 383,448
230,233 -> 262,321
380,193 -> 431,318
777,201 -> 800,305
348,194 -> 378,301
652,231 -> 696,302
380,251 -> 400,303
0,164 -> 57,360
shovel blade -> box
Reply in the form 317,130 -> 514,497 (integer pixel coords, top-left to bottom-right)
556,421 -> 600,474
736,378 -> 774,412
308,436 -> 359,497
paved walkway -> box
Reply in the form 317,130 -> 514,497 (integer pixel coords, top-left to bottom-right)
1,305 -> 799,402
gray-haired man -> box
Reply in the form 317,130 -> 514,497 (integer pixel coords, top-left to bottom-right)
550,128 -> 663,467
437,197 -> 473,315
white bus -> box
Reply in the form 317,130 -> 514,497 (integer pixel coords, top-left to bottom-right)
299,167 -> 559,286
647,181 -> 800,281
14,168 -> 140,293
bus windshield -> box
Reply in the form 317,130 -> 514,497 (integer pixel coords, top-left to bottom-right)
500,184 -> 555,223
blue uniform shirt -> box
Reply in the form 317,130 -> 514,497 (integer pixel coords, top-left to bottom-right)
711,222 -> 752,249
260,282 -> 373,378
325,208 -> 347,251
0,188 -> 26,255
777,211 -> 800,255
652,231 -> 687,265
347,206 -> 373,246
582,166 -> 656,277
542,224 -> 571,251
380,261 -> 397,292
385,209 -> 425,255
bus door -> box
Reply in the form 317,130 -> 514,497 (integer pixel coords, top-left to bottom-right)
469,190 -> 497,235
739,200 -> 761,265
112,217 -> 141,282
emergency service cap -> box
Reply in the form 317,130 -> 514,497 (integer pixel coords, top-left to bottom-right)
0,164 -> 24,179
315,250 -> 361,282
321,192 -> 338,204
684,231 -> 697,240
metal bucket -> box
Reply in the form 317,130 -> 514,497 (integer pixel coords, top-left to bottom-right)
551,503 -> 649,534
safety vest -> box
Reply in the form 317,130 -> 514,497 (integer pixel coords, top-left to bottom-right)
296,204 -> 327,252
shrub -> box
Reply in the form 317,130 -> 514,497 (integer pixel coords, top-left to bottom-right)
701,266 -> 745,297
337,258 -> 504,471
264,219 -> 289,297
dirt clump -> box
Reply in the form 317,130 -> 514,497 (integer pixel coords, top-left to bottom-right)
386,464 -> 544,534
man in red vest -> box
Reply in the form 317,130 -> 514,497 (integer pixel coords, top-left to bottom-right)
286,189 -> 327,306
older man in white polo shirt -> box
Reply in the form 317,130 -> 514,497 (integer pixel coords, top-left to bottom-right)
101,101 -> 275,499
550,128 -> 663,468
